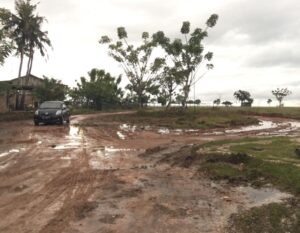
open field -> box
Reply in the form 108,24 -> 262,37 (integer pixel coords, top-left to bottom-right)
0,110 -> 300,232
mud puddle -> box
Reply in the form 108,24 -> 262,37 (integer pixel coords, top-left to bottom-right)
0,148 -> 26,158
235,186 -> 293,208
205,120 -> 300,136
89,146 -> 143,170
51,125 -> 85,150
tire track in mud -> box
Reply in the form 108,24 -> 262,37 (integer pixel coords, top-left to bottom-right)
0,114 -> 299,233
0,121 -> 99,233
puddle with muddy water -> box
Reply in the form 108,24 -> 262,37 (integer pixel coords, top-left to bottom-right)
0,148 -> 26,158
117,131 -> 126,140
205,120 -> 300,136
235,186 -> 292,208
89,146 -> 142,170
119,124 -> 137,132
52,125 -> 85,150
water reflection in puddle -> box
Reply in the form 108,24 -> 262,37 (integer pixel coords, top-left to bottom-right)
236,186 -> 292,207
53,125 -> 84,150
225,121 -> 277,134
89,146 -> 138,170
158,128 -> 170,134
119,124 -> 137,132
0,148 -> 24,158
117,131 -> 126,140
205,120 -> 300,136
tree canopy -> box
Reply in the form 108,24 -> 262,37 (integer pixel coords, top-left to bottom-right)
100,28 -> 164,107
33,76 -> 68,103
71,69 -> 123,110
152,14 -> 219,107
234,90 -> 253,107
271,88 -> 291,107
222,101 -> 232,107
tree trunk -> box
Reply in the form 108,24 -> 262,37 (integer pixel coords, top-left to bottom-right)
166,93 -> 172,109
20,48 -> 34,110
182,85 -> 190,109
17,52 -> 25,110
18,51 -> 24,79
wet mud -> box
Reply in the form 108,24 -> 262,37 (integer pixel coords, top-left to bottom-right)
0,113 -> 298,233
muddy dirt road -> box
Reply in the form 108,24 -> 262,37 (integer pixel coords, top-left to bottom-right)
0,113 -> 297,233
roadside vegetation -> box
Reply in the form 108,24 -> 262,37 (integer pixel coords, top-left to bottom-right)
142,136 -> 300,232
99,107 -> 259,129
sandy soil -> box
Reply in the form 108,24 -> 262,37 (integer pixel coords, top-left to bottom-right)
0,112 -> 297,233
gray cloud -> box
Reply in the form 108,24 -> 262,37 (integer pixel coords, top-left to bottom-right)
245,43 -> 300,68
1,0 -> 300,106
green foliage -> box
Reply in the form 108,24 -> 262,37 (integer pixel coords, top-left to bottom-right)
0,81 -> 11,93
213,98 -> 221,106
0,28 -> 12,65
267,98 -> 272,105
157,95 -> 167,106
234,90 -> 253,107
153,14 -> 219,108
222,100 -> 232,106
33,76 -> 68,103
0,0 -> 51,74
200,136 -> 300,194
194,99 -> 201,105
100,28 -> 164,107
100,108 -> 259,130
157,67 -> 179,108
229,202 -> 300,233
272,88 -> 292,107
71,69 -> 123,110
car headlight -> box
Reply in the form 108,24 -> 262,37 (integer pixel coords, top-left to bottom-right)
35,110 -> 39,115
56,110 -> 62,116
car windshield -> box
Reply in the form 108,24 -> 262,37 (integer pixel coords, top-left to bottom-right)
39,102 -> 62,109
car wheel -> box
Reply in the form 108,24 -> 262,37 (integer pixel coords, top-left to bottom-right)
59,117 -> 64,125
34,121 -> 39,126
66,117 -> 70,124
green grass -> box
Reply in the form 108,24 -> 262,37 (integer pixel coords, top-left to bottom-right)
188,137 -> 300,232
227,201 -> 300,233
197,137 -> 300,194
236,106 -> 300,119
100,108 -> 260,129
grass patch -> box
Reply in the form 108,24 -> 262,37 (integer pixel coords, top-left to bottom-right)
174,137 -> 300,232
100,108 -> 259,129
227,200 -> 300,233
197,137 -> 300,194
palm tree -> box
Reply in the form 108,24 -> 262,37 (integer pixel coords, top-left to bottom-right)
25,14 -> 51,80
1,1 -> 51,109
0,28 -> 12,65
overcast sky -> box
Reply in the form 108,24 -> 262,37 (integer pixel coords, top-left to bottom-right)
1,0 -> 300,106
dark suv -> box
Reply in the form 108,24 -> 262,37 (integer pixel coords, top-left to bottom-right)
34,101 -> 70,125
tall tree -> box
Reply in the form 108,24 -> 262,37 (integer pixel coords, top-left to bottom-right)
213,98 -> 221,107
0,28 -> 12,65
0,1 -> 36,78
271,88 -> 291,107
234,90 -> 253,107
153,14 -> 219,108
73,69 -> 123,110
25,14 -> 51,79
158,66 -> 181,108
222,101 -> 232,107
0,1 -> 51,109
33,76 -> 68,103
99,28 -> 164,107
267,98 -> 272,106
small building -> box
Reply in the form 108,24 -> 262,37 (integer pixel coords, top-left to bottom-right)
0,74 -> 44,112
